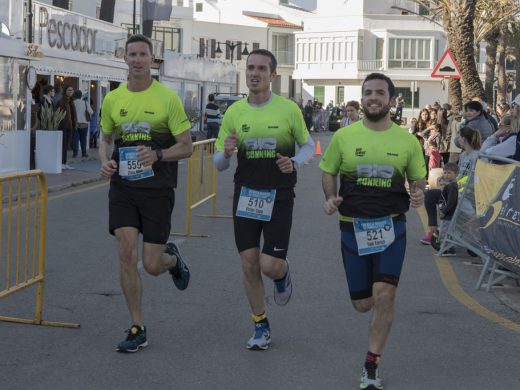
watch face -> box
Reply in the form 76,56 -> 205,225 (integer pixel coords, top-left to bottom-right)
27,66 -> 37,89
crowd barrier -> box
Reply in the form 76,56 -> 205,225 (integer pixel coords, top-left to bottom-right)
0,170 -> 79,328
439,154 -> 520,291
174,138 -> 230,237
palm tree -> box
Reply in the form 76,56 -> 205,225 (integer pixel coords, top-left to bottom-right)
483,28 -> 500,105
392,0 -> 520,108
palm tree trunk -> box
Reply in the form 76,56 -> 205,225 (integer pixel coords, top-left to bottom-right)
453,0 -> 485,102
515,47 -> 520,98
449,78 -> 462,112
484,29 -> 499,106
496,27 -> 508,105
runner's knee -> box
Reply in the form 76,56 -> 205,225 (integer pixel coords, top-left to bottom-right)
352,298 -> 373,313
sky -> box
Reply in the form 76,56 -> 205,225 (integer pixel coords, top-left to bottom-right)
292,0 -> 317,11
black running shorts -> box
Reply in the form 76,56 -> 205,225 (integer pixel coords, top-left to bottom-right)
108,182 -> 175,244
232,193 -> 293,259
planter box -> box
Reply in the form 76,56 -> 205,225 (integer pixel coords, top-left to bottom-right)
0,130 -> 30,173
36,130 -> 63,174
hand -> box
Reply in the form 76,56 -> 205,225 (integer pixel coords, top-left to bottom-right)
409,182 -> 424,208
494,125 -> 511,138
100,159 -> 117,179
323,196 -> 343,215
276,153 -> 294,173
224,128 -> 238,159
136,145 -> 156,167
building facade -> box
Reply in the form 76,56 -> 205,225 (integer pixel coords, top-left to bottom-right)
292,0 -> 488,120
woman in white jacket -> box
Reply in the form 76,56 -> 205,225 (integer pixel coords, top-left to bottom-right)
72,90 -> 94,158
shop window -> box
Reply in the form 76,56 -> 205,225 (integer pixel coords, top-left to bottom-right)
314,86 -> 325,104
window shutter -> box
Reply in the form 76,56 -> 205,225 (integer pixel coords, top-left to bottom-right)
210,39 -> 216,58
236,42 -> 242,61
199,38 -> 205,57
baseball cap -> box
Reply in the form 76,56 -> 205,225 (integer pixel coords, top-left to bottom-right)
512,94 -> 520,107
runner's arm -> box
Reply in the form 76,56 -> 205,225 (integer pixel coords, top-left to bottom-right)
291,136 -> 315,169
322,172 -> 343,215
160,130 -> 193,162
213,151 -> 230,171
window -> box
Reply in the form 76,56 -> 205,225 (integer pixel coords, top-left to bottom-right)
314,86 -> 325,104
395,87 -> 419,109
122,24 -> 181,52
389,38 -> 431,68
177,0 -> 184,5
336,86 -> 344,105
272,75 -> 282,95
195,2 -> 203,12
376,38 -> 384,60
272,34 -> 293,65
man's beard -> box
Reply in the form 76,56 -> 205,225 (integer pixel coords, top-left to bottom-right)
362,103 -> 391,121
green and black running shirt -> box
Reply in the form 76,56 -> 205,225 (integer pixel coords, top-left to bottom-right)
216,93 -> 309,199
319,120 -> 426,220
101,80 -> 191,188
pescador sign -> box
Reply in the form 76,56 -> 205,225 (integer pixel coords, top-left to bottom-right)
38,6 -> 97,54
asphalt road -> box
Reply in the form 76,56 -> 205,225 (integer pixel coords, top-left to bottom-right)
1,133 -> 519,390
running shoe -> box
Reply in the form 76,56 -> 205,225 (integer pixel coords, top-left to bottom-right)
166,242 -> 190,290
116,325 -> 148,353
420,231 -> 433,245
274,260 -> 292,305
246,322 -> 271,350
439,247 -> 457,257
360,365 -> 383,390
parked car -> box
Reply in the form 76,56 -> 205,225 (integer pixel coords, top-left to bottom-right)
213,93 -> 247,114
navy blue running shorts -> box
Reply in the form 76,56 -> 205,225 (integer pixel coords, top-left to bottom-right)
232,194 -> 293,259
109,182 -> 175,244
340,219 -> 407,300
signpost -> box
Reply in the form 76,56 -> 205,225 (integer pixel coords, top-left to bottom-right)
410,81 -> 418,119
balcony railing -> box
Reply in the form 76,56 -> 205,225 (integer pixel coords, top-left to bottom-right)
358,60 -> 384,71
273,50 -> 295,66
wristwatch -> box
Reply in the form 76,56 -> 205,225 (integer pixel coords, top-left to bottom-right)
155,149 -> 163,162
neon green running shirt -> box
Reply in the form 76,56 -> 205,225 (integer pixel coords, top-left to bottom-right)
319,120 -> 426,219
216,93 -> 308,198
101,80 -> 191,188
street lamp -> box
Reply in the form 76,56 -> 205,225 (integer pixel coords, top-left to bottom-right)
215,41 -> 250,64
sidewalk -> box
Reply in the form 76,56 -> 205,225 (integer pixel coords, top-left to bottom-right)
44,150 -> 103,192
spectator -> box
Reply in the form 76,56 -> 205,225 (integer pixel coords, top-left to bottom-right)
428,139 -> 441,171
341,100 -> 360,127
434,162 -> 460,256
437,106 -> 451,164
408,117 -> 417,134
420,126 -> 481,245
72,90 -> 93,158
395,92 -> 405,120
414,108 -> 431,148
57,85 -> 77,170
204,93 -> 221,140
462,101 -> 495,141
496,102 -> 510,121
481,115 -> 517,160
304,99 -> 314,131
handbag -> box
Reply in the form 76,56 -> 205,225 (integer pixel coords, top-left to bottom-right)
84,100 -> 91,122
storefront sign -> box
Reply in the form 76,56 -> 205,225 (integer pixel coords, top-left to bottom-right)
46,19 -> 97,53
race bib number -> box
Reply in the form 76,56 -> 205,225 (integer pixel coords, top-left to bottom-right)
353,216 -> 395,256
118,146 -> 154,181
236,187 -> 276,221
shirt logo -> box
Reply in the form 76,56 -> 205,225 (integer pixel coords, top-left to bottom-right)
144,111 -> 155,115
120,108 -> 128,117
241,124 -> 251,132
268,125 -> 279,129
355,148 -> 366,157
387,152 -> 399,157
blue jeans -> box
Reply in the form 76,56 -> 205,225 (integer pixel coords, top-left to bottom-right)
72,126 -> 89,157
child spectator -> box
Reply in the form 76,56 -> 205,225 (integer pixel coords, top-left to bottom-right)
428,139 -> 441,170
435,162 -> 460,256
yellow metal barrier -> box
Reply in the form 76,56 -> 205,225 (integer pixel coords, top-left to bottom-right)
0,170 -> 79,328
173,138 -> 231,237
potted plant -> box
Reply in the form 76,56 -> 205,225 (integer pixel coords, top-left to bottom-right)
36,104 -> 66,174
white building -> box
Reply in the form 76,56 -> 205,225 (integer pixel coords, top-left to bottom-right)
293,0 -> 488,120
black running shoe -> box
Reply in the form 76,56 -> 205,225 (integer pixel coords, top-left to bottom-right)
166,242 -> 190,290
116,325 -> 148,353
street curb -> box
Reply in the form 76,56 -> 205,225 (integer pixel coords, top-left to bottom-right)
47,175 -> 104,193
